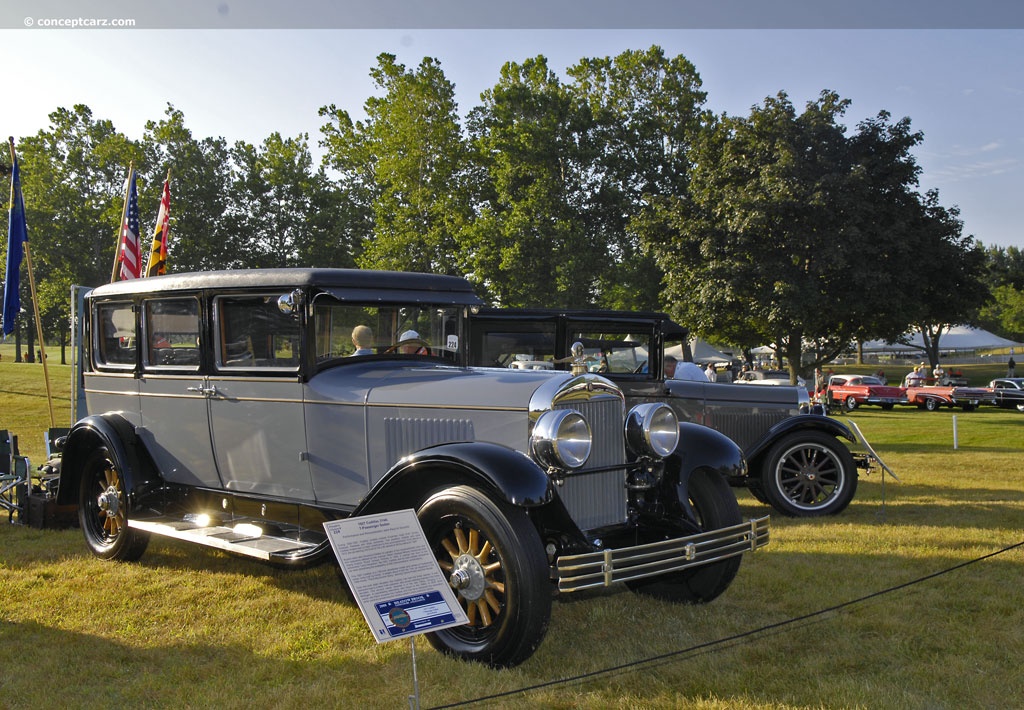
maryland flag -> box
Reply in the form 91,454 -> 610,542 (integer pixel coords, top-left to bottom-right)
145,177 -> 170,277
116,168 -> 142,280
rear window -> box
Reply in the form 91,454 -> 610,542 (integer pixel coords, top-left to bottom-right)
94,301 -> 136,369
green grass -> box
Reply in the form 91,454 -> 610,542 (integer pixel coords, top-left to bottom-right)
2,354 -> 1023,708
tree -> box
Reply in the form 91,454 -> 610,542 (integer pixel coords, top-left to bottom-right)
227,133 -> 331,268
978,245 -> 1024,341
319,54 -> 469,275
5,105 -> 144,356
141,105 -> 235,271
902,193 -> 989,367
567,46 -> 706,310
464,56 -> 601,307
638,91 -> 955,382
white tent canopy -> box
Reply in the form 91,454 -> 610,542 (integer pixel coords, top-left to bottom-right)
860,326 -> 1022,353
666,339 -> 734,364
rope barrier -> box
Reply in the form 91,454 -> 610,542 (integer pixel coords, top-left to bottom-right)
428,538 -> 1024,709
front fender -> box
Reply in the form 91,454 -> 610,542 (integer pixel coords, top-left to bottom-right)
56,414 -> 161,510
744,414 -> 855,463
352,441 -> 553,516
673,422 -> 747,481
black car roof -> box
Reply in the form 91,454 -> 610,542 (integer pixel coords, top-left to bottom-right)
473,307 -> 688,339
87,268 -> 483,305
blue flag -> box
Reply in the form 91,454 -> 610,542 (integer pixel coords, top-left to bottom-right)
3,151 -> 28,338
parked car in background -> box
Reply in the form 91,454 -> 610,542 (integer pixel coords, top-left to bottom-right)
825,374 -> 907,411
904,383 -> 989,411
56,269 -> 768,668
736,369 -> 807,388
986,378 -> 1024,411
469,308 -> 890,517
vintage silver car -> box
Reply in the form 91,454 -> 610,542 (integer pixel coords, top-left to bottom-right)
469,308 -> 889,517
56,269 -> 768,668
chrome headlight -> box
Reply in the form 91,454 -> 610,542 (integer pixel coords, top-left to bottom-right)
531,409 -> 592,470
625,403 -> 679,458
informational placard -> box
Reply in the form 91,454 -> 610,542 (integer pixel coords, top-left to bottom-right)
324,509 -> 469,642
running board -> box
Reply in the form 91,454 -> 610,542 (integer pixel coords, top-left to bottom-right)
128,517 -> 324,562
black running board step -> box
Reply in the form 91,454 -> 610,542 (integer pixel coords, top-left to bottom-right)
128,518 -> 321,561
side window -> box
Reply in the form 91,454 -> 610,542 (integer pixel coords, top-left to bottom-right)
94,301 -> 136,369
144,297 -> 201,369
216,294 -> 301,371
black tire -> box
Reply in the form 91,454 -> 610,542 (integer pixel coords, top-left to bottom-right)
628,469 -> 743,604
844,396 -> 858,411
78,447 -> 150,561
417,486 -> 551,668
881,403 -> 895,410
924,398 -> 940,412
760,431 -> 858,517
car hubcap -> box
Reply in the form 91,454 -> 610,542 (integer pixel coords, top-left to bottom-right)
779,447 -> 840,507
438,525 -> 503,627
96,465 -> 126,538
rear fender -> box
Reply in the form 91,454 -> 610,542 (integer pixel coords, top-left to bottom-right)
353,441 -> 553,516
56,414 -> 162,510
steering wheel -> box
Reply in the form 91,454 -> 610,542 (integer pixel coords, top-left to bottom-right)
384,338 -> 432,354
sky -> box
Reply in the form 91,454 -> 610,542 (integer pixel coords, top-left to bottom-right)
2,1 -> 1023,249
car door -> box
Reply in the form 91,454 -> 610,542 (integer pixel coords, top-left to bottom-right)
206,293 -> 313,500
136,294 -> 222,488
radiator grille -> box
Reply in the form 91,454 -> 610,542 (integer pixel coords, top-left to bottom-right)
553,397 -> 627,531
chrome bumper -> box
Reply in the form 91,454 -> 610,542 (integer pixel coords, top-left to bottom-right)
555,516 -> 770,593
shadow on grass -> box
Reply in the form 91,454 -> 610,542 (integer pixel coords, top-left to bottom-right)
0,618 -> 382,707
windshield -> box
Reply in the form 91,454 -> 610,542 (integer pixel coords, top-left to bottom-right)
313,302 -> 463,362
571,331 -> 651,374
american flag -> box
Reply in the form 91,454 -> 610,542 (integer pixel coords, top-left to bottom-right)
118,169 -> 141,280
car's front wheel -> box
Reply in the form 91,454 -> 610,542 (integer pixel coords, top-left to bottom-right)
627,468 -> 742,603
760,431 -> 858,517
418,485 -> 550,668
78,447 -> 150,561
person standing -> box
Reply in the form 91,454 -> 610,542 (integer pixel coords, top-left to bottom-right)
705,363 -> 718,382
1009,355 -> 1016,378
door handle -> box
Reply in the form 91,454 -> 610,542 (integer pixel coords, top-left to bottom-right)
186,386 -> 218,397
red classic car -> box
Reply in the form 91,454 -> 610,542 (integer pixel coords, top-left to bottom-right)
905,384 -> 989,411
826,374 -> 907,412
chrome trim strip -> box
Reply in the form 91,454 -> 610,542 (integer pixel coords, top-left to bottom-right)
555,515 -> 770,593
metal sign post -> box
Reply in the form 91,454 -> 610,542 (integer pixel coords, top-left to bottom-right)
324,510 -> 469,708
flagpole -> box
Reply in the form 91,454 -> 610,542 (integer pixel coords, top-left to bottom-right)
109,162 -> 134,283
8,137 -> 55,427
